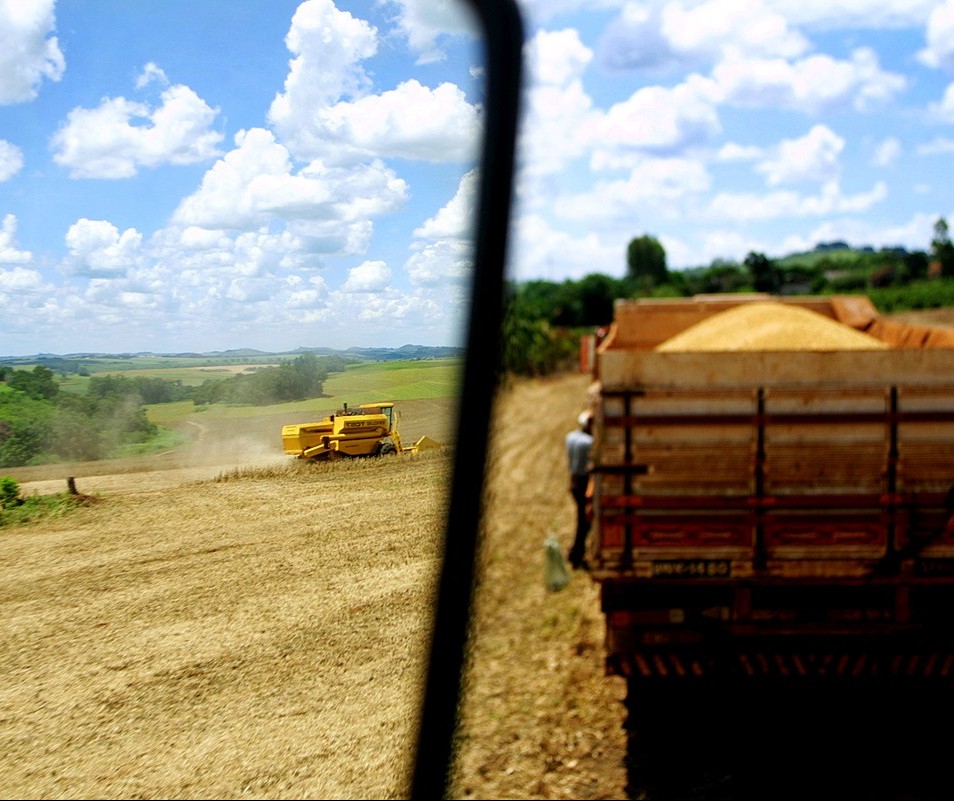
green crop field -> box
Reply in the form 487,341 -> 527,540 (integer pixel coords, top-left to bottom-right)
107,364 -> 282,386
144,358 -> 462,425
322,359 -> 462,402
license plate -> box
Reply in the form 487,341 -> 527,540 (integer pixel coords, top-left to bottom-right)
652,559 -> 731,578
916,559 -> 954,577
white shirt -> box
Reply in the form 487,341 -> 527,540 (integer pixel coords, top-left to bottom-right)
565,428 -> 592,477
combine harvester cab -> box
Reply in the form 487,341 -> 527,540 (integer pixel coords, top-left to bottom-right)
282,401 -> 440,462
586,293 -> 954,683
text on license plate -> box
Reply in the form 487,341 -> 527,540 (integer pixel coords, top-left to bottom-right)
652,559 -> 731,578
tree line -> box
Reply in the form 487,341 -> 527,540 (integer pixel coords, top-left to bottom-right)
0,353 -> 345,467
501,217 -> 954,376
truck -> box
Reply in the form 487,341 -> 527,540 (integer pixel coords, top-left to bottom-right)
583,293 -> 954,687
281,401 -> 440,461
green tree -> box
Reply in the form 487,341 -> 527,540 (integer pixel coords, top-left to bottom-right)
932,217 -> 954,278
500,290 -> 577,376
8,366 -> 58,400
688,258 -> 749,295
0,394 -> 53,466
576,273 -> 621,326
517,280 -> 577,326
189,353 -> 339,406
626,235 -> 668,291
744,251 -> 781,293
904,250 -> 930,282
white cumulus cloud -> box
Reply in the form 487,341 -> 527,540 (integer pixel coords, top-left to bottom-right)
588,75 -> 722,158
756,124 -> 845,185
65,219 -> 143,277
0,214 -> 32,265
507,212 -> 624,282
172,127 -> 408,252
0,0 -> 63,104
0,140 -> 23,181
872,136 -> 902,166
516,29 -> 598,177
318,80 -> 481,162
414,168 -> 477,240
405,239 -> 473,286
341,260 -> 391,293
713,48 -> 905,114
267,0 -> 378,159
919,0 -> 954,69
406,169 -> 477,286
597,0 -> 808,71
135,62 -> 169,89
383,0 -> 479,63
0,265 -> 43,292
930,81 -> 954,121
527,27 -> 594,86
707,180 -> 888,221
268,0 -> 478,165
51,81 -> 224,179
555,157 -> 712,222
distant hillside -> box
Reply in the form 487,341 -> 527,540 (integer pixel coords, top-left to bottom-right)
774,243 -> 867,269
290,344 -> 464,361
0,344 -> 463,365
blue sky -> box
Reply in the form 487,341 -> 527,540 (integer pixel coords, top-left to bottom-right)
2,1 -> 954,355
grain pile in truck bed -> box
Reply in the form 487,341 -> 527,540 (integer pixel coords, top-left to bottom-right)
654,301 -> 891,352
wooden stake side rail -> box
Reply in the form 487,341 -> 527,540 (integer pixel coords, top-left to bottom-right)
603,410 -> 954,427
597,492 -> 953,509
592,383 -> 954,570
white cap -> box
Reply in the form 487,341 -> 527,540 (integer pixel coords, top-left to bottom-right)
578,411 -> 592,428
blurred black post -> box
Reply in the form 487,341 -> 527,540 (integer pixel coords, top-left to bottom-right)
410,0 -> 524,797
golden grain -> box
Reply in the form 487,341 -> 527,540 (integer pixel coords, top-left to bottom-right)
654,301 -> 890,352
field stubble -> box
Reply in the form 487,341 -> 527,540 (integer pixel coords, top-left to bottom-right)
0,378 -> 627,799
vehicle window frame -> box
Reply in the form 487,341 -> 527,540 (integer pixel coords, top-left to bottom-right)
409,0 -> 525,797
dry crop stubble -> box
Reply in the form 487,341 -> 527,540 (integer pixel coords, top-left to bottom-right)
0,454 -> 449,800
451,373 -> 628,800
1,380 -> 630,800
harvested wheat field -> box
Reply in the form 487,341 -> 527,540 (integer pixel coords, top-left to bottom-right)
0,373 -> 628,800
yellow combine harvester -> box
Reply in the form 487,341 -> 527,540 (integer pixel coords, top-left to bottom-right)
281,401 -> 441,462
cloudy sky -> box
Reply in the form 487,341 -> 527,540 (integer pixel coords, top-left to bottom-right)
2,1 -> 954,355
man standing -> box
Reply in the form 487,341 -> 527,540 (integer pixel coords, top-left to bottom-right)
566,410 -> 594,569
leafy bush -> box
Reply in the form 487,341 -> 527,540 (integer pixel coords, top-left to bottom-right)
0,489 -> 89,528
6,366 -> 58,400
0,368 -> 159,466
867,280 -> 954,313
0,476 -> 20,508
0,395 -> 53,466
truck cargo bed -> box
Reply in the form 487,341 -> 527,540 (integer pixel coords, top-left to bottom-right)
588,295 -> 954,680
